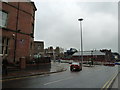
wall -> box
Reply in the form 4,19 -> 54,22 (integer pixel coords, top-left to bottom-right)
1,2 -> 36,63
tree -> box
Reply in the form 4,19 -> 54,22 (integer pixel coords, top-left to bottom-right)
67,48 -> 78,55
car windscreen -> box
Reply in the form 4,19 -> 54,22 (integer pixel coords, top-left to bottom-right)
72,63 -> 79,65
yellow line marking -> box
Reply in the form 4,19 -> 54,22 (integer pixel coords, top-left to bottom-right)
101,73 -> 118,90
101,79 -> 111,90
1,71 -> 66,82
106,73 -> 117,89
44,77 -> 73,85
1,74 -> 45,82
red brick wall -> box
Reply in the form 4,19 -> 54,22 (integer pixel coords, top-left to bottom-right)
72,55 -> 106,62
2,3 -> 18,30
1,2 -> 36,63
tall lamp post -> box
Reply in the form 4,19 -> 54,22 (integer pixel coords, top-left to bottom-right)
78,18 -> 83,69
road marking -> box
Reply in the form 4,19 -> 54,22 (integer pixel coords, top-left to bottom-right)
1,74 -> 46,82
44,77 -> 73,85
106,73 -> 117,89
101,78 -> 111,90
101,73 -> 118,90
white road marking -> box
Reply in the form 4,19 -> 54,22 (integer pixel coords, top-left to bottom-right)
44,77 -> 73,85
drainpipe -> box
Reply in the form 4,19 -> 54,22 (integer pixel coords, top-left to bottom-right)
13,2 -> 19,62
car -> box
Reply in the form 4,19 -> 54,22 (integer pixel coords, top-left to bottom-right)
104,63 -> 115,66
70,62 -> 82,71
115,62 -> 120,65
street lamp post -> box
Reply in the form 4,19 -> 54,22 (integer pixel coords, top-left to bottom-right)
78,18 -> 83,69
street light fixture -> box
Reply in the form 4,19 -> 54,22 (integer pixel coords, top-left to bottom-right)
78,18 -> 83,70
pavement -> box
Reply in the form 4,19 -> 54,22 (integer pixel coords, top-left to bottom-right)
1,61 -> 67,80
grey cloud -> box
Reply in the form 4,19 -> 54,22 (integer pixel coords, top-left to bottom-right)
34,1 -> 118,52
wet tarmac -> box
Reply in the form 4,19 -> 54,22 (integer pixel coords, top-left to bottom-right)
2,64 -> 118,88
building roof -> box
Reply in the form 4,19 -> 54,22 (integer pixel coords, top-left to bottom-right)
73,50 -> 105,56
2,0 -> 37,11
34,41 -> 44,43
30,2 -> 37,11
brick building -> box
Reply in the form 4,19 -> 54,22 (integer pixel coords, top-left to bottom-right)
0,1 -> 37,63
72,50 -> 106,62
34,41 -> 44,56
44,46 -> 54,59
44,46 -> 64,60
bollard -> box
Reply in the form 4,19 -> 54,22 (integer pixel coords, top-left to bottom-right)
20,57 -> 26,69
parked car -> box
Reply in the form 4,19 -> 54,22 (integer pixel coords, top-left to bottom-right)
115,62 -> 120,65
104,63 -> 115,66
70,62 -> 82,71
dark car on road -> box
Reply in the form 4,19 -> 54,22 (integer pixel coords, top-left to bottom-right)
115,62 -> 120,65
104,63 -> 115,66
70,62 -> 82,71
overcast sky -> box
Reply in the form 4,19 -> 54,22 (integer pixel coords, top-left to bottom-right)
33,0 -> 118,52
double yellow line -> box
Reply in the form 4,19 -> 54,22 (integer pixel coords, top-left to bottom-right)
101,73 -> 118,90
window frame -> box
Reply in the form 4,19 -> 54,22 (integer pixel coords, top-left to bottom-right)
1,37 -> 9,56
0,10 -> 8,28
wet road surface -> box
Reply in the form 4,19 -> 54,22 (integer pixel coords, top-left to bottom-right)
2,64 -> 118,88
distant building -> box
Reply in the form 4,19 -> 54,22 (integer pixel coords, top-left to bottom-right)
72,50 -> 106,62
44,46 -> 64,60
100,49 -> 114,62
44,46 -> 54,59
34,41 -> 44,56
54,47 -> 64,59
1,1 -> 37,63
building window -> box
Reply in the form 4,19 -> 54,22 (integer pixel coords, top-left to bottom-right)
0,37 -> 2,54
0,10 -> 8,28
30,42 -> 33,50
1,37 -> 9,55
32,9 -> 35,17
32,23 -> 34,33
